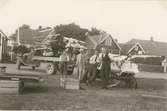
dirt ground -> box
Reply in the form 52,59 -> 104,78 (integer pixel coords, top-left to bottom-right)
0,63 -> 166,110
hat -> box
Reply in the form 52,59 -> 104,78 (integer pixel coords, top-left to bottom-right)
79,48 -> 84,52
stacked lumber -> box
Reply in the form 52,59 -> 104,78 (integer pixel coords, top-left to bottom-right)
60,77 -> 79,90
0,80 -> 23,94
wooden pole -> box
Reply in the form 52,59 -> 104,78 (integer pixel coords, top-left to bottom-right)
18,27 -> 20,45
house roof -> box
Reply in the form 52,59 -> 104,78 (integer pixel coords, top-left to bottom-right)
85,32 -> 121,50
0,30 -> 8,39
125,39 -> 167,57
119,43 -> 134,54
119,42 -> 145,55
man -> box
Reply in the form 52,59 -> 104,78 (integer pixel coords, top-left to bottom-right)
98,47 -> 112,89
76,48 -> 86,81
88,50 -> 99,85
81,50 -> 90,83
59,49 -> 69,77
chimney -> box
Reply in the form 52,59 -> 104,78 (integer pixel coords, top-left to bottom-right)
150,36 -> 154,42
38,26 -> 42,30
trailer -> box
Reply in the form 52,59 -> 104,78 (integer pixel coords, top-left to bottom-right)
16,32 -> 86,75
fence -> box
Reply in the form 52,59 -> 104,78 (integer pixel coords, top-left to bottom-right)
138,64 -> 164,73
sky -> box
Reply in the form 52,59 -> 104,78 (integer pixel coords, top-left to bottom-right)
0,0 -> 167,43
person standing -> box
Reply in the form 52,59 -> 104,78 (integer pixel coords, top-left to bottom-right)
81,50 -> 90,83
59,49 -> 69,77
99,47 -> 111,89
76,48 -> 86,82
88,50 -> 99,85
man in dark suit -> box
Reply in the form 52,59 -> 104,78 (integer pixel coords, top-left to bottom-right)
99,48 -> 111,89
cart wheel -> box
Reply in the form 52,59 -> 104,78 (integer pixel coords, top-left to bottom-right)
32,66 -> 36,70
46,63 -> 56,75
129,74 -> 137,89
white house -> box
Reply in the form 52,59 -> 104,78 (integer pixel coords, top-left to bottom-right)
0,30 -> 8,62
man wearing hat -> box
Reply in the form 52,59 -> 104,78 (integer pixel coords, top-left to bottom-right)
59,48 -> 69,77
76,48 -> 87,81
88,50 -> 99,85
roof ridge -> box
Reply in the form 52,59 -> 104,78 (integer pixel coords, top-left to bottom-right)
129,38 -> 167,44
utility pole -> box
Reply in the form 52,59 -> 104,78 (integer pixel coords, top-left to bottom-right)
17,27 -> 20,45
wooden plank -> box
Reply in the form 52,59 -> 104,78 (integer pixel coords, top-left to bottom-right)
0,80 -> 20,84
32,56 -> 60,62
65,84 -> 79,90
60,78 -> 79,90
0,75 -> 42,82
0,80 -> 23,94
0,80 -> 21,88
0,87 -> 20,94
142,94 -> 167,100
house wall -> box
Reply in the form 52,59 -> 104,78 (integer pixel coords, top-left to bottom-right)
85,35 -> 120,54
0,33 -> 2,61
0,32 -> 8,62
85,37 -> 96,49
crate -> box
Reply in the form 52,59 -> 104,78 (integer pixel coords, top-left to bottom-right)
0,80 -> 23,94
60,78 -> 79,90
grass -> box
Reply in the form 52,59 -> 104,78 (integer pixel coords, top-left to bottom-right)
0,75 -> 166,110
0,63 -> 166,110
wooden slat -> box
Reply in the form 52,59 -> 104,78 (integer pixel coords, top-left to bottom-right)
0,74 -> 42,82
0,87 -> 20,94
0,80 -> 21,88
60,78 -> 79,90
32,56 -> 60,62
65,84 -> 79,90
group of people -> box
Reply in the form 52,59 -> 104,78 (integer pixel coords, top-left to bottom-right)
75,47 -> 114,89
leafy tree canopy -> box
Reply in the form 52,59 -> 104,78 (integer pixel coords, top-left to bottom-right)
54,23 -> 89,41
88,27 -> 101,36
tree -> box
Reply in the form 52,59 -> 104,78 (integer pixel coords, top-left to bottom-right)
54,23 -> 88,41
89,27 -> 101,35
9,24 -> 38,45
22,24 -> 30,29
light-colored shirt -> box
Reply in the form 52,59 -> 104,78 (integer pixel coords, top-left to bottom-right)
60,52 -> 69,62
76,53 -> 86,66
97,53 -> 115,63
89,55 -> 99,64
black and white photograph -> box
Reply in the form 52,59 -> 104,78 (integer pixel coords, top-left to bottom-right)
0,0 -> 167,110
